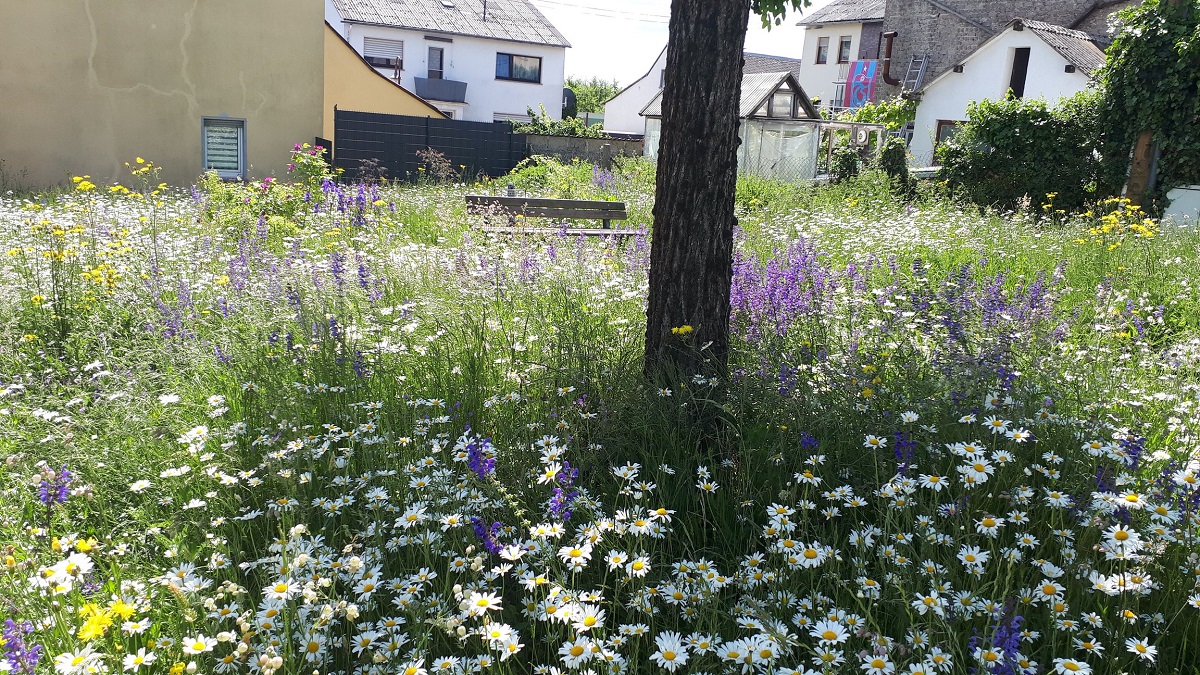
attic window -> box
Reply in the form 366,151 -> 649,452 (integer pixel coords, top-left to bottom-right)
768,91 -> 796,118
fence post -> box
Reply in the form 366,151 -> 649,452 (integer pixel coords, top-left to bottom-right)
600,143 -> 612,170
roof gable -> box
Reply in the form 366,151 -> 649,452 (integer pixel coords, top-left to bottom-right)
330,0 -> 570,48
640,71 -> 818,120
921,17 -> 1106,92
796,0 -> 885,26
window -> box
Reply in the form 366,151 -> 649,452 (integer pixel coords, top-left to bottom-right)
935,120 -> 962,148
815,37 -> 829,64
363,37 -> 403,70
768,91 -> 795,117
202,117 -> 245,180
1007,47 -> 1030,98
496,53 -> 542,83
428,46 -> 444,79
838,36 -> 853,63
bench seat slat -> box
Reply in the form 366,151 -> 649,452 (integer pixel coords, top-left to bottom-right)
498,208 -> 628,219
481,226 -> 644,236
465,195 -> 626,211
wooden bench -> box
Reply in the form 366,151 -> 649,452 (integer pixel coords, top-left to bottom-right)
465,195 -> 639,236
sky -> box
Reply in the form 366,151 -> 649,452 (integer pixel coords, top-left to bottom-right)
529,0 -> 836,84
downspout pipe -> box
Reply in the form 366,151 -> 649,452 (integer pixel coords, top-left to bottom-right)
881,31 -> 901,85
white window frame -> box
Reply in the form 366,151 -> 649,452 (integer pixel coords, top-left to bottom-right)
201,117 -> 246,180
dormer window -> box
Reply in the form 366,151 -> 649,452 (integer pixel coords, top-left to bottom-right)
768,91 -> 796,118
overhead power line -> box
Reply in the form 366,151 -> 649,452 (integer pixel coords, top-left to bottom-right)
531,0 -> 671,23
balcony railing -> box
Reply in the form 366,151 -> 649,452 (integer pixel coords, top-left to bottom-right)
414,77 -> 468,103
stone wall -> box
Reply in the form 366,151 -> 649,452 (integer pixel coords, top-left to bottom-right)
525,135 -> 644,167
879,0 -> 1121,98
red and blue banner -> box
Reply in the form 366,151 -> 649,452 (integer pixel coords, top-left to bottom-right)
842,60 -> 879,109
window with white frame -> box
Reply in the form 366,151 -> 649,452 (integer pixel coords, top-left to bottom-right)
363,37 -> 404,70
202,117 -> 245,180
495,53 -> 542,83
768,90 -> 795,117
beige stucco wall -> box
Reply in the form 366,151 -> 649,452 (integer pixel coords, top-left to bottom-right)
323,25 -> 443,140
0,0 -> 324,188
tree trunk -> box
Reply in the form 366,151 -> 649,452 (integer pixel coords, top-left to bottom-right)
1124,131 -> 1155,207
644,0 -> 750,380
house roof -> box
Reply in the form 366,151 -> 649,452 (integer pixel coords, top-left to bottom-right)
920,17 -> 1107,92
743,52 -> 804,78
796,0 -> 885,26
640,71 -> 818,120
330,0 -> 570,48
1018,18 -> 1107,73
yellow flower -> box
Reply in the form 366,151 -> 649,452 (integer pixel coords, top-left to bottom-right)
861,387 -> 874,398
671,325 -> 694,336
78,614 -> 112,641
215,275 -> 230,286
109,599 -> 136,620
169,663 -> 186,675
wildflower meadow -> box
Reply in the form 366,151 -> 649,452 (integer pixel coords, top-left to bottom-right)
2,149 -> 1200,675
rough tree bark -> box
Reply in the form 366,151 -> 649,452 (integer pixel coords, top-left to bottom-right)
643,0 -> 752,380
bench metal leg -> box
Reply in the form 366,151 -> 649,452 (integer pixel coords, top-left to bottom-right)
602,219 -> 611,229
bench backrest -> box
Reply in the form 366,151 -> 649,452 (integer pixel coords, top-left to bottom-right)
465,195 -> 627,221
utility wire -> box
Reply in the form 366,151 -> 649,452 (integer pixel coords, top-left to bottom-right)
531,0 -> 671,23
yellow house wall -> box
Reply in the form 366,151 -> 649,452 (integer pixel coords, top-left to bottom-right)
0,0 -> 324,188
322,25 -> 444,140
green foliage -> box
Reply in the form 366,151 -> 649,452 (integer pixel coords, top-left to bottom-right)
1099,0 -> 1200,194
831,146 -> 861,183
509,105 -> 607,138
836,96 -> 917,131
875,135 -> 911,193
752,0 -> 814,26
936,92 -> 1122,212
565,76 -> 622,114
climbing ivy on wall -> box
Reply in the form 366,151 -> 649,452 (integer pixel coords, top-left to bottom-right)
1099,0 -> 1200,194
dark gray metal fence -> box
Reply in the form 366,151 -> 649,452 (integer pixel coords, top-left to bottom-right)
333,109 -> 527,180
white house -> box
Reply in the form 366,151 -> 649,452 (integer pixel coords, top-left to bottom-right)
326,0 -> 569,123
602,47 -> 668,135
795,0 -> 886,111
910,18 -> 1106,166
603,49 -> 803,136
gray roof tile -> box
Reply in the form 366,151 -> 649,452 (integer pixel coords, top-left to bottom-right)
1018,18 -> 1107,73
743,52 -> 804,78
331,0 -> 570,47
796,0 -> 885,26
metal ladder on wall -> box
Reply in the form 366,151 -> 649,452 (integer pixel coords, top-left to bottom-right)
902,54 -> 929,92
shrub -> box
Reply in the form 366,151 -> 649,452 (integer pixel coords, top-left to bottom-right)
936,92 -> 1121,213
875,136 -> 911,194
510,105 -> 607,138
415,147 -> 457,184
836,95 -> 917,131
831,146 -> 861,183
1099,0 -> 1200,196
